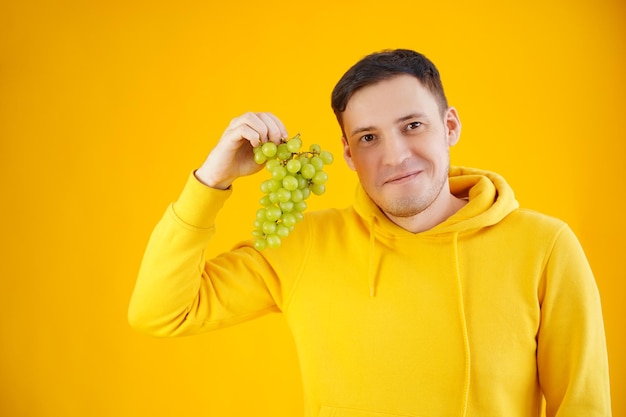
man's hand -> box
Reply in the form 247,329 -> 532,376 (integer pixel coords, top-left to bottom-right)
195,112 -> 288,189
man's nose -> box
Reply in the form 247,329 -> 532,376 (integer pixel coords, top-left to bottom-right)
381,132 -> 411,166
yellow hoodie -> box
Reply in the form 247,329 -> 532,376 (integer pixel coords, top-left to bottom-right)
129,166 -> 612,417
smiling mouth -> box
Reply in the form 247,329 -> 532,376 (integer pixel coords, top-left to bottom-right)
384,170 -> 422,185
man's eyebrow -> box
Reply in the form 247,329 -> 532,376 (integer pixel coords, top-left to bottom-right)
396,112 -> 428,123
349,125 -> 376,138
349,113 -> 428,137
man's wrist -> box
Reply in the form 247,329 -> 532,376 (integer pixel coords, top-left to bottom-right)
194,167 -> 232,190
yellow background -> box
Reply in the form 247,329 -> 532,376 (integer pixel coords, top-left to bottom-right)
1,0 -> 624,416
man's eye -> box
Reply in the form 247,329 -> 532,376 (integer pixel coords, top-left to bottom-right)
407,121 -> 422,130
360,134 -> 375,142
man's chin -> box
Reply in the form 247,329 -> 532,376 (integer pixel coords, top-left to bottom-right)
379,199 -> 427,218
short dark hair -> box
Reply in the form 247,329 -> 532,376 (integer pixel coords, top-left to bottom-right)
331,49 -> 449,129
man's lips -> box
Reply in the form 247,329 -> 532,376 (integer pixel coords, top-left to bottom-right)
384,170 -> 422,185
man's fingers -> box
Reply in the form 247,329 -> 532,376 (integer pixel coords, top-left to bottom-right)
228,112 -> 288,146
237,124 -> 263,148
257,112 -> 288,144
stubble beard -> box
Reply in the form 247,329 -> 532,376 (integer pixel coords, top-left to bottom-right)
378,160 -> 450,218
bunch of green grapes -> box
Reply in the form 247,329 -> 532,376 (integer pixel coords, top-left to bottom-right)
251,134 -> 333,250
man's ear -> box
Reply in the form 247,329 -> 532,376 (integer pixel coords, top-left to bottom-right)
445,107 -> 462,146
342,136 -> 356,171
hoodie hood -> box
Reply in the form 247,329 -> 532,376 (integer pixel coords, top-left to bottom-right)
353,165 -> 520,238
350,166 -> 522,414
353,166 -> 520,299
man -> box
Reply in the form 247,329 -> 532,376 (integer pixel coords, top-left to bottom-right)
129,49 -> 612,416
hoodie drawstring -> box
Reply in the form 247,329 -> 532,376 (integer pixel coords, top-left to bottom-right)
453,231 -> 470,417
367,222 -> 470,414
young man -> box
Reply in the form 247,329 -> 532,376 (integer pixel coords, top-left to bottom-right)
129,49 -> 612,416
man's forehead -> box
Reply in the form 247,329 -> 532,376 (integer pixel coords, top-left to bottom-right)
346,75 -> 435,109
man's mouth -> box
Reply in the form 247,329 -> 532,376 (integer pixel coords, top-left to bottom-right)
384,170 -> 422,185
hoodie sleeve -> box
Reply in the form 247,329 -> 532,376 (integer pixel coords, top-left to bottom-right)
128,172 -> 281,337
536,225 -> 612,416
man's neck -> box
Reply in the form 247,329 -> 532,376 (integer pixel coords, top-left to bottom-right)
385,190 -> 468,234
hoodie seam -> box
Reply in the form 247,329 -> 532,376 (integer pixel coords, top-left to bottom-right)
168,203 -> 217,233
282,216 -> 314,312
369,215 -> 378,297
537,223 -> 569,304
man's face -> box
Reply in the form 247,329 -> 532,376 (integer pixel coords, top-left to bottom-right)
341,74 -> 461,221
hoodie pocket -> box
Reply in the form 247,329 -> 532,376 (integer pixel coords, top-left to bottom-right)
318,405 -> 416,417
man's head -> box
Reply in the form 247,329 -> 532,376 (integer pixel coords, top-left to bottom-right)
333,49 -> 462,232
331,49 -> 449,133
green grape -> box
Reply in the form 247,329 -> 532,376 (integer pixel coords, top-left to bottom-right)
276,188 -> 291,203
271,165 -> 287,180
268,179 -> 281,191
291,189 -> 304,203
265,159 -> 280,171
268,192 -> 280,204
312,171 -> 328,185
261,142 -> 277,158
279,201 -> 294,212
310,156 -> 324,171
301,163 -> 316,179
260,180 -> 273,194
259,195 -> 272,207
311,183 -> 326,196
282,175 -> 298,191
296,175 -> 307,189
286,135 -> 302,152
286,159 -> 301,174
276,224 -> 290,238
252,133 -> 333,250
294,201 -> 307,212
265,205 -> 282,221
276,143 -> 292,160
253,151 -> 267,164
254,239 -> 267,251
319,150 -> 334,165
281,213 -> 296,228
262,221 -> 277,235
266,234 -> 281,248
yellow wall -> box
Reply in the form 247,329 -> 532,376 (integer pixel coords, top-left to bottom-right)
1,0 -> 624,415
